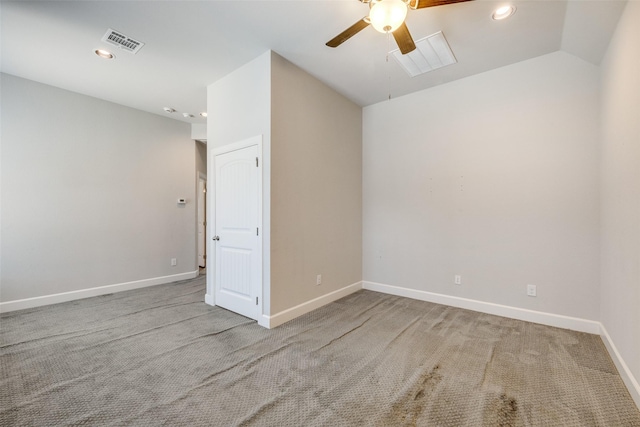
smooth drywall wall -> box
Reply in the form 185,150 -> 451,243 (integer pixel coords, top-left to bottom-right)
600,0 -> 640,394
363,51 -> 600,321
207,52 -> 271,150
191,123 -> 207,141
270,52 -> 362,314
206,51 -> 272,312
1,73 -> 195,302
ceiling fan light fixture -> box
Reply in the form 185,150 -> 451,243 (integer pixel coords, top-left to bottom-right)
492,5 -> 516,20
369,0 -> 408,33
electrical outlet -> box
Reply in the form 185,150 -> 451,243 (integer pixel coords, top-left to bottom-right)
316,274 -> 322,286
171,258 -> 177,266
454,275 -> 462,285
527,284 -> 537,297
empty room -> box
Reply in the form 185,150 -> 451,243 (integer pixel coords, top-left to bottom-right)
1,0 -> 639,425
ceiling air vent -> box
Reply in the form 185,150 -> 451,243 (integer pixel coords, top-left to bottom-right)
391,31 -> 456,77
101,28 -> 145,54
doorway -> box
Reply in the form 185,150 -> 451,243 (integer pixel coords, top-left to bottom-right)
196,139 -> 208,277
197,173 -> 207,271
209,136 -> 262,320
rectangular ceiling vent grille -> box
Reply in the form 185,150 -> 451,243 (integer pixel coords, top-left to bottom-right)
391,31 -> 457,77
101,28 -> 145,54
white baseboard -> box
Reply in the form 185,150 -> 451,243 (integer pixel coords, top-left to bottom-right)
363,280 -> 639,410
599,324 -> 640,408
0,271 -> 199,313
260,281 -> 362,329
362,281 -> 601,334
204,293 -> 214,306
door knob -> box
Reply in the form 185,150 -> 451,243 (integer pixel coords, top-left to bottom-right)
213,236 -> 220,241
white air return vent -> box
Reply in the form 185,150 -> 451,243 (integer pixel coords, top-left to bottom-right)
101,28 -> 145,54
391,31 -> 456,77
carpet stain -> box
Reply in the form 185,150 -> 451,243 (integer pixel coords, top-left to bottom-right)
484,392 -> 519,427
384,364 -> 443,426
3,285 -> 640,426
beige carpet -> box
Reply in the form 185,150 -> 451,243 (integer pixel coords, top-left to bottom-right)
1,276 -> 639,426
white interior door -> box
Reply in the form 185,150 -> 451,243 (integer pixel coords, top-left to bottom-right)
213,142 -> 261,320
197,176 -> 206,268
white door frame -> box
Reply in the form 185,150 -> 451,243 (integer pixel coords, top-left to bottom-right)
197,172 -> 207,269
205,135 -> 263,320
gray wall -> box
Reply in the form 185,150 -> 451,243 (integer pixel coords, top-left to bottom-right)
1,73 -> 196,302
363,51 -> 601,321
206,51 -> 362,317
270,53 -> 362,314
599,0 -> 640,393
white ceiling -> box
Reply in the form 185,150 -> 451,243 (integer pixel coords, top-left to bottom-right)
0,0 -> 627,124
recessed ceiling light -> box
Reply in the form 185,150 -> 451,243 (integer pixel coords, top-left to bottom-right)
163,107 -> 176,113
183,113 -> 194,118
492,5 -> 516,20
94,49 -> 114,59
200,112 -> 208,118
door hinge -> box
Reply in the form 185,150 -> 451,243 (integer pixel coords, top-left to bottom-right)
256,227 -> 259,236
256,297 -> 259,305
256,157 -> 259,167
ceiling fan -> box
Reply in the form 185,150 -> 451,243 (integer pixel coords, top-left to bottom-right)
326,0 -> 473,55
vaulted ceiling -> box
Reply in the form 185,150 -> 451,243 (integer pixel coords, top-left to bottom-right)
0,1 -> 627,124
